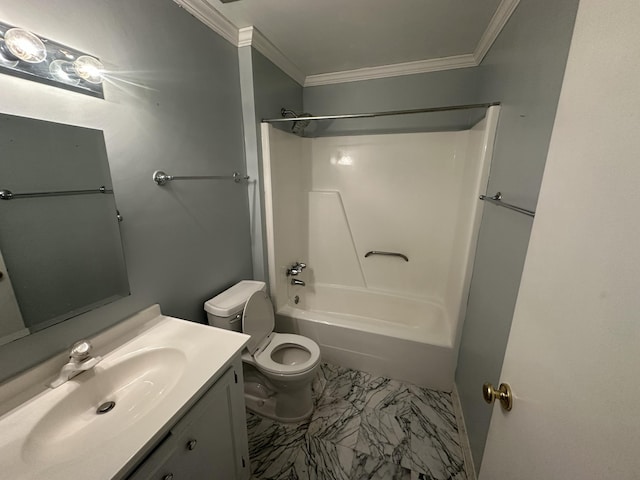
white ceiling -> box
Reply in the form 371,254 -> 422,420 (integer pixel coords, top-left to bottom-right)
177,0 -> 519,85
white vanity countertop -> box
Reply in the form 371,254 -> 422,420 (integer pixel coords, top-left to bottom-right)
0,305 -> 249,480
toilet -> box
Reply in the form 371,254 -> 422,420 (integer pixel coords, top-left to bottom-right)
204,280 -> 320,422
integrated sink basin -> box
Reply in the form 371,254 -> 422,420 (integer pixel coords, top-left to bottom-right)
23,347 -> 187,463
0,305 -> 249,480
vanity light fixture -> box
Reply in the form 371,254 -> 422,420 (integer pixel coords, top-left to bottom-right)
0,21 -> 105,98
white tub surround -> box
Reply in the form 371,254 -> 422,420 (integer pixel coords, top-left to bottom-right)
262,107 -> 499,390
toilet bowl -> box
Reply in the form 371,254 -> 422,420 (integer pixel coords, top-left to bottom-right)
204,281 -> 321,422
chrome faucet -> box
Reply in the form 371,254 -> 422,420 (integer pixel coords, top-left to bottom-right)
291,278 -> 306,286
49,340 -> 102,388
286,262 -> 307,276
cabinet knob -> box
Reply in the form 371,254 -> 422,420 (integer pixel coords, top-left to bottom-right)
162,474 -> 174,480
187,439 -> 197,451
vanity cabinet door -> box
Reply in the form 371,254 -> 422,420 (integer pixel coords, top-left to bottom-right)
127,364 -> 249,480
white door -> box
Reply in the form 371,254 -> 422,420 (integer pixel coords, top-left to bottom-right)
480,1 -> 640,479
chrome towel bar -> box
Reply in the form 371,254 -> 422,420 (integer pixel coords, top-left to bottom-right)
479,192 -> 535,218
153,170 -> 249,185
0,186 -> 113,200
364,251 -> 409,262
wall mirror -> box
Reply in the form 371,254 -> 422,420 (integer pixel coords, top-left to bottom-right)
0,113 -> 129,345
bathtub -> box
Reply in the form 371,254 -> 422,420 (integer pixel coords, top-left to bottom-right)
275,284 -> 456,391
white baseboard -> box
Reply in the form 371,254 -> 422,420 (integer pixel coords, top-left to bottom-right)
451,383 -> 477,480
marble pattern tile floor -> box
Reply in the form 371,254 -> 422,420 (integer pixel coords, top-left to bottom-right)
247,363 -> 467,480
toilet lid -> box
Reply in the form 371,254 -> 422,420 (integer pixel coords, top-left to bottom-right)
242,291 -> 275,355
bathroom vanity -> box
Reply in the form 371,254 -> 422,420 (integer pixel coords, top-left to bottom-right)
126,365 -> 247,480
0,305 -> 251,480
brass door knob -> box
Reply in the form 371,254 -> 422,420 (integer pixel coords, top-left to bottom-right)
482,382 -> 513,411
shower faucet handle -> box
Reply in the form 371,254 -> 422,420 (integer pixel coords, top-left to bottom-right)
286,261 -> 307,276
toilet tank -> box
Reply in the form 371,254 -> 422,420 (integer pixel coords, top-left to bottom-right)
204,280 -> 266,332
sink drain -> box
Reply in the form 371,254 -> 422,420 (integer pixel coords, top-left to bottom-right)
96,401 -> 116,415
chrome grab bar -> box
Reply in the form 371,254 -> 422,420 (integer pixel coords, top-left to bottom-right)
479,192 -> 535,218
0,186 -> 113,200
364,251 -> 409,262
153,170 -> 249,185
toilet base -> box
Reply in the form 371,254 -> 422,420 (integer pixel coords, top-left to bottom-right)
245,391 -> 313,423
243,367 -> 315,423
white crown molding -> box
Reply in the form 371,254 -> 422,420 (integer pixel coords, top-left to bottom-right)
304,54 -> 477,87
173,0 -> 239,46
237,26 -> 253,47
238,27 -> 306,85
176,0 -> 519,87
473,0 -> 521,64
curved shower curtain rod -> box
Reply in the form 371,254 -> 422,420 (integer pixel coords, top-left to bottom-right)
262,102 -> 500,123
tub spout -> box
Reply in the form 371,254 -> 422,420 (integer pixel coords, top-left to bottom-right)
291,278 -> 305,286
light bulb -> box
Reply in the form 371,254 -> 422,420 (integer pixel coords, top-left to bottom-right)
73,55 -> 104,84
0,52 -> 17,67
49,59 -> 80,85
2,28 -> 46,63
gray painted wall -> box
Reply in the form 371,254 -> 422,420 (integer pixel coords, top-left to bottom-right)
252,49 -> 304,130
239,47 -> 303,284
304,0 -> 578,472
304,68 -> 481,135
238,47 -> 264,281
458,0 -> 579,471
0,0 -> 252,382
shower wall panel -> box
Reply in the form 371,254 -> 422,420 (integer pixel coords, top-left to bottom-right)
261,125 -> 312,310
444,111 -> 498,348
308,191 -> 366,288
309,131 -> 470,301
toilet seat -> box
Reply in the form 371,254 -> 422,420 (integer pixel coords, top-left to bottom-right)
254,333 -> 320,375
242,291 -> 320,376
